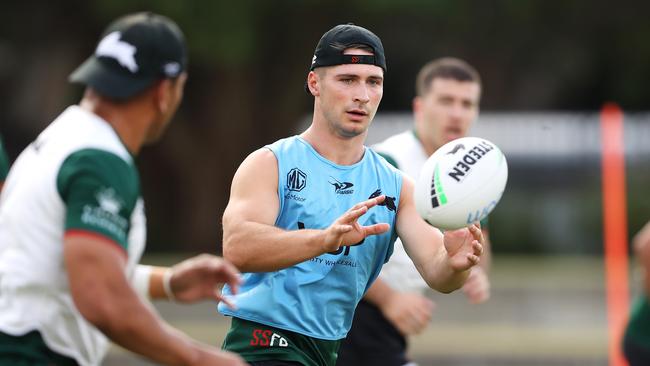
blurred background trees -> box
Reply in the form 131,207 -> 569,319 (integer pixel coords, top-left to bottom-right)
1,0 -> 648,253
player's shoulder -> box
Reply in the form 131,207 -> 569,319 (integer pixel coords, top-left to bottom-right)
56,148 -> 140,205
233,145 -> 279,183
365,148 -> 404,185
250,145 -> 278,163
41,106 -> 133,164
371,130 -> 419,168
366,147 -> 397,171
264,135 -> 301,151
373,130 -> 418,156
58,148 -> 138,186
372,130 -> 415,151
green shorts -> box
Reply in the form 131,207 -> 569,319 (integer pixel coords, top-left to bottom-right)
0,330 -> 78,366
222,317 -> 341,366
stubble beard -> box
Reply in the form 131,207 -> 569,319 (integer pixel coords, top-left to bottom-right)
329,118 -> 368,139
325,109 -> 373,139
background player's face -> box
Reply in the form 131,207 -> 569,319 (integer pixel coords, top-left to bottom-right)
414,77 -> 480,151
146,72 -> 188,143
316,49 -> 384,138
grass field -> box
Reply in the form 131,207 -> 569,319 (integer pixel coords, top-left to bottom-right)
105,255 -> 618,365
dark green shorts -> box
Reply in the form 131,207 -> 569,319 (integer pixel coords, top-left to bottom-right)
0,330 -> 78,366
222,317 -> 341,366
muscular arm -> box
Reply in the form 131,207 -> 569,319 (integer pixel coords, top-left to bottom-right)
222,148 -> 330,272
395,176 -> 483,293
222,148 -> 388,272
65,235 -> 243,366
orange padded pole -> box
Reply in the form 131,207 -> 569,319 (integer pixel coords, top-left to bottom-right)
600,102 -> 630,366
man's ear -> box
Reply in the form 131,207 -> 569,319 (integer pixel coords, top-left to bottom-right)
412,96 -> 422,117
154,79 -> 172,113
307,71 -> 320,96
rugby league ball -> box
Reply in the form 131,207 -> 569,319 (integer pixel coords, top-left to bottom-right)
414,137 -> 508,230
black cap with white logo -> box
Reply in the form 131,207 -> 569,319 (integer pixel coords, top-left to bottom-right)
69,12 -> 187,100
310,23 -> 387,73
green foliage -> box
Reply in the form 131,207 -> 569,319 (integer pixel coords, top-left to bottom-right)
89,0 -> 260,65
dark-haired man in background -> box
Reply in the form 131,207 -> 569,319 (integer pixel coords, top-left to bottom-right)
337,57 -> 492,366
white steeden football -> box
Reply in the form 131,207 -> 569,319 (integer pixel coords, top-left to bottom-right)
414,137 -> 508,230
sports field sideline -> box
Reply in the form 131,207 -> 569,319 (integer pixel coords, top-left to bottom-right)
106,254 -> 617,365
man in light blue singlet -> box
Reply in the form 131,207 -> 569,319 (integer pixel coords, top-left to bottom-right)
218,24 -> 486,366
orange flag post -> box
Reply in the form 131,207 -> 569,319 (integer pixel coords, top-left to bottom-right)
600,103 -> 630,366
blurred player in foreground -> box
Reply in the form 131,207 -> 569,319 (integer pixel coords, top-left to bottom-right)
337,57 -> 491,366
218,25 -> 485,366
624,221 -> 650,364
0,12 -> 245,366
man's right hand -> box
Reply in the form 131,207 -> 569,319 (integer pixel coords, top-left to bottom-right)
169,254 -> 242,307
322,195 -> 390,252
381,292 -> 435,336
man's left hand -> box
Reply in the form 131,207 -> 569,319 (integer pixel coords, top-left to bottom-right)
443,223 -> 484,272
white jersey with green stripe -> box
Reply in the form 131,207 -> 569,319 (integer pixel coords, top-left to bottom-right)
372,130 -> 430,293
0,106 -> 146,366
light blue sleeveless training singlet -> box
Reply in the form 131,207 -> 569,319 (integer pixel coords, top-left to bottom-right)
219,136 -> 402,340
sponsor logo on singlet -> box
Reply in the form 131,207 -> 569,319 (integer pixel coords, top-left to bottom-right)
250,329 -> 288,347
81,187 -> 128,240
369,189 -> 396,212
287,168 -> 307,192
329,177 -> 354,195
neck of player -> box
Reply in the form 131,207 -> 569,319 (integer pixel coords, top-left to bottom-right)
301,125 -> 366,166
78,89 -> 152,155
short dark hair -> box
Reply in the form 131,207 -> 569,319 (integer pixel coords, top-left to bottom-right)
415,58 -> 481,96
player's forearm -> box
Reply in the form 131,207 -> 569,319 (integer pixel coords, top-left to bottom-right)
132,265 -> 173,300
421,252 -> 470,293
82,280 -> 216,366
98,304 -> 198,365
223,220 -> 328,272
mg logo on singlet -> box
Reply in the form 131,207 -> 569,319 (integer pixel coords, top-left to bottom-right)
287,168 -> 307,192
